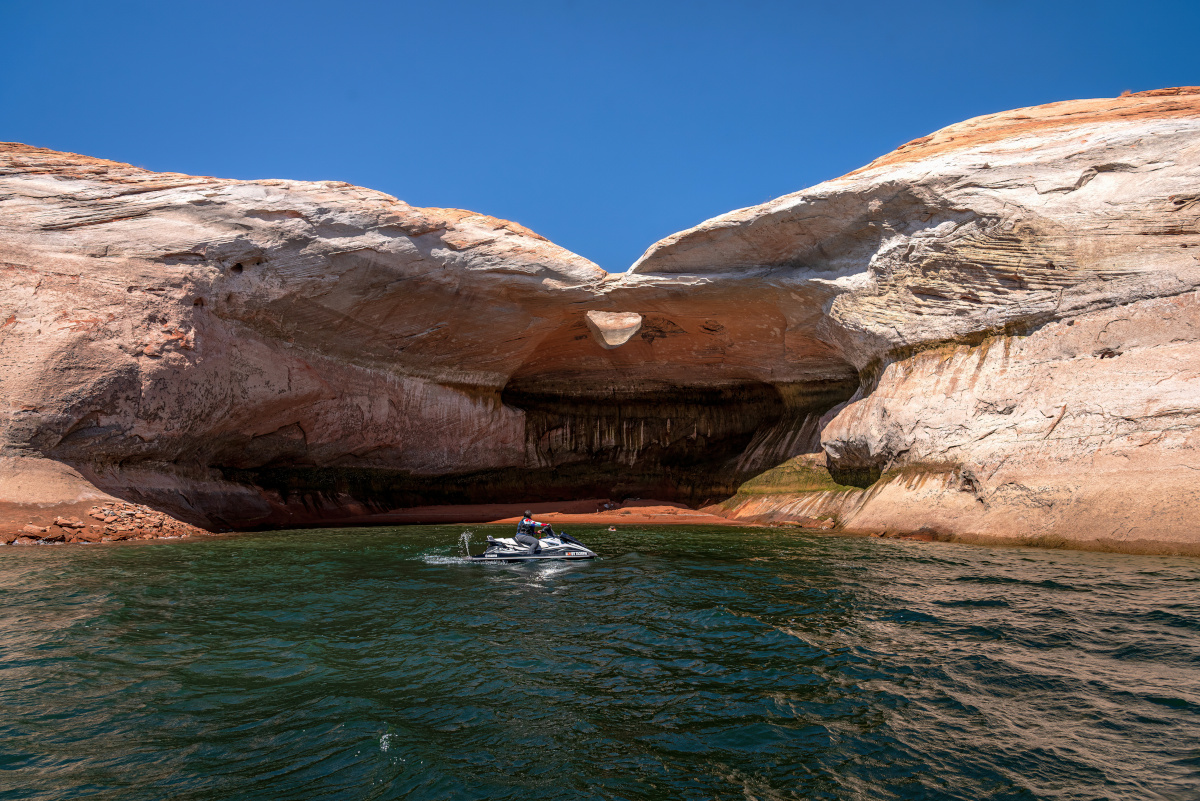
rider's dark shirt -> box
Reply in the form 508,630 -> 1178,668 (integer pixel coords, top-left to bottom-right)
516,517 -> 542,536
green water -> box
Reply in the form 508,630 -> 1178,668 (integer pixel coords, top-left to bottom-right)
1,525 -> 1198,800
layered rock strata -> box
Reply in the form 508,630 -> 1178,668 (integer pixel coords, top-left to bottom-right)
0,142 -> 854,536
2,87 -> 1198,554
649,88 -> 1200,555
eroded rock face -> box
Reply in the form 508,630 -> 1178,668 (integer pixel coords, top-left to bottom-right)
643,88 -> 1200,555
3,87 -> 1199,553
0,144 -> 595,530
0,143 -> 856,533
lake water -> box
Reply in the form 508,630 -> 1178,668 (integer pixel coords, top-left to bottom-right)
1,525 -> 1198,800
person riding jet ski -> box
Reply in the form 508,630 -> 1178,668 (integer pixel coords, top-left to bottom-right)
514,510 -> 549,553
467,518 -> 597,562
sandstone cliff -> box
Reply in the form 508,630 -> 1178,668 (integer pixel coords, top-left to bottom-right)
0,142 -> 855,539
636,88 -> 1200,554
2,88 -> 1198,553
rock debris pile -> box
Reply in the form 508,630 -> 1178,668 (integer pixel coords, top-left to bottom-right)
2,502 -> 205,546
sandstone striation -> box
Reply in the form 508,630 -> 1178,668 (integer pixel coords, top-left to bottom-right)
0,141 -> 854,538
3,88 -> 1199,554
641,88 -> 1200,555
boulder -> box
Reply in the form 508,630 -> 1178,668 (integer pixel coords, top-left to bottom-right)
584,311 -> 643,348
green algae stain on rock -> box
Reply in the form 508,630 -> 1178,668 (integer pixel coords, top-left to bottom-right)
734,453 -> 861,496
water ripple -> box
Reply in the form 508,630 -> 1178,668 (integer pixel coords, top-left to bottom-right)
1,526 -> 1198,800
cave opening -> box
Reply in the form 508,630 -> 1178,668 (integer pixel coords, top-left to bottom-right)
498,381 -> 790,505
219,374 -> 860,521
486,373 -> 861,507
209,301 -> 865,522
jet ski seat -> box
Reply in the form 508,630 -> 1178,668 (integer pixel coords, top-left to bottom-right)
514,533 -> 541,553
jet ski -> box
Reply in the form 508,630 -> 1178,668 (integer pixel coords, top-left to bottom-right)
467,527 -> 597,562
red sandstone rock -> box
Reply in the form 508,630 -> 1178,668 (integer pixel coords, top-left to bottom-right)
486,502 -> 750,528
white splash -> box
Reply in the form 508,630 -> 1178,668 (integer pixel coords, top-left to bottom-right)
421,555 -> 467,565
380,733 -> 402,754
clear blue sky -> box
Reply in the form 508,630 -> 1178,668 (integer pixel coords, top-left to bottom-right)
3,1 -> 1197,271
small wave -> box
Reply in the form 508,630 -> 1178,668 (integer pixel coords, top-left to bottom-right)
1143,694 -> 1198,712
934,598 -> 1011,608
879,609 -> 940,624
952,575 -> 1088,592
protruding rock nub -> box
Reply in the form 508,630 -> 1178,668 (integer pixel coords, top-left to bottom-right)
585,311 -> 643,349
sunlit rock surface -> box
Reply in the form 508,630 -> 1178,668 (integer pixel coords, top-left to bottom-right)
646,87 -> 1200,554
0,142 -> 855,534
584,311 -> 643,348
3,87 -> 1199,553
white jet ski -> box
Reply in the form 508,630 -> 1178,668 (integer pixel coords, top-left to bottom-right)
467,527 -> 597,562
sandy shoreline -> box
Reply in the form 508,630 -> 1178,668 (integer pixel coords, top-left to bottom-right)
1,498 -> 755,548
333,499 -> 756,528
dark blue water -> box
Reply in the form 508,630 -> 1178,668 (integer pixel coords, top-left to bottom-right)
2,526 -> 1198,800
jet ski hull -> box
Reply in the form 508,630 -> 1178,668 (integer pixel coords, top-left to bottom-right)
466,552 -> 595,562
467,532 -> 597,562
